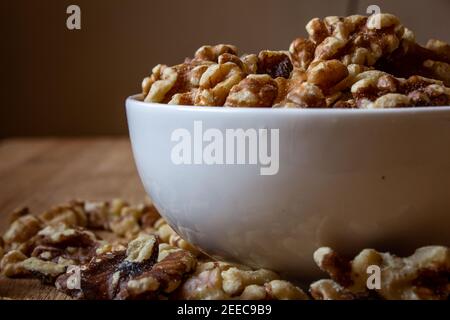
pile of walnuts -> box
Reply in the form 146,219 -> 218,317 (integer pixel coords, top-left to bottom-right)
1,199 -> 448,300
141,13 -> 450,108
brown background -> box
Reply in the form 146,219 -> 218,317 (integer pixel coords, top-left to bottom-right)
2,0 -> 450,137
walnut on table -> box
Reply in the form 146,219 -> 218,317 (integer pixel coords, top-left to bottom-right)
2,212 -> 43,251
0,204 -> 112,284
310,246 -> 450,300
119,246 -> 197,299
39,201 -> 88,228
177,261 -> 307,300
0,250 -> 67,284
38,199 -> 136,231
240,280 -> 309,300
55,234 -> 159,299
153,218 -> 200,256
2,200 -> 449,300
1,222 -> 102,284
109,203 -> 160,239
55,234 -> 197,300
30,223 -> 100,264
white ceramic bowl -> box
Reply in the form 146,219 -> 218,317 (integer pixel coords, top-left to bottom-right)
126,95 -> 450,280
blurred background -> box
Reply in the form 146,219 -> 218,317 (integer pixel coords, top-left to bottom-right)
2,0 -> 450,137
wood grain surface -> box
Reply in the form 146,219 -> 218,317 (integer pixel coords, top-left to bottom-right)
0,138 -> 147,299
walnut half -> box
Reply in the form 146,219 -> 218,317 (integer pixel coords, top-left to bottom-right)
311,246 -> 450,300
225,74 -> 278,107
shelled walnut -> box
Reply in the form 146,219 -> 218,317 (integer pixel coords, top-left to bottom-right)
225,74 -> 278,107
56,235 -> 197,300
138,13 -> 450,108
1,200 -> 449,300
305,14 -> 405,67
0,250 -> 67,283
3,213 -> 42,250
177,261 -> 307,300
351,72 -> 450,108
194,62 -> 245,106
311,246 -> 450,300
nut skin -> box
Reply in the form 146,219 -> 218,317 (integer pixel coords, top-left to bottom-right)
56,235 -> 160,300
118,249 -> 196,299
56,236 -> 197,300
257,51 -> 293,79
374,37 -> 450,87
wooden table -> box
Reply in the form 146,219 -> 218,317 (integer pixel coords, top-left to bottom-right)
0,138 -> 147,299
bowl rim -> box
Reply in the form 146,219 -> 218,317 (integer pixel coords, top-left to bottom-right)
126,94 -> 450,115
